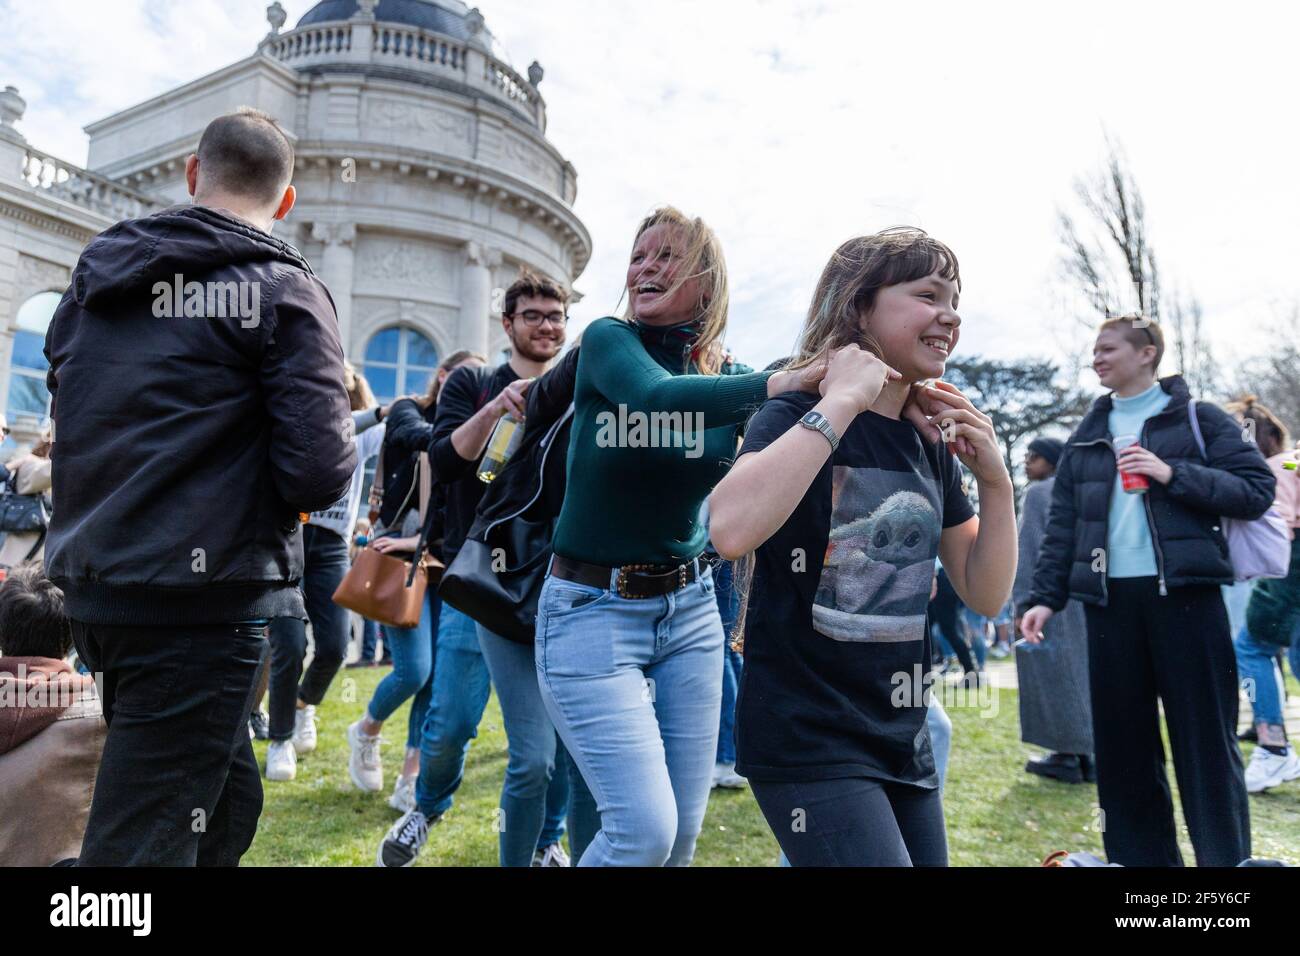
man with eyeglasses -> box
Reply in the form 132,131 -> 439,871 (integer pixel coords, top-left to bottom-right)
378,269 -> 578,867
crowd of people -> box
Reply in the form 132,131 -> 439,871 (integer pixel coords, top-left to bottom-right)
0,107 -> 1296,868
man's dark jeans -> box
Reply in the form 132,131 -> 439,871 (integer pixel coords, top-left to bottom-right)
71,620 -> 269,866
267,524 -> 351,740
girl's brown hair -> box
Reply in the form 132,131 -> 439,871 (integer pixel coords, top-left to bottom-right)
417,349 -> 488,409
727,226 -> 960,652
619,206 -> 730,375
1225,394 -> 1290,459
784,226 -> 960,375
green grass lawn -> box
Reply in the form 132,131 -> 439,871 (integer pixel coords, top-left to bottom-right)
243,661 -> 1300,867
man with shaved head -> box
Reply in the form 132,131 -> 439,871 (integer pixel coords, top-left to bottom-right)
43,107 -> 356,866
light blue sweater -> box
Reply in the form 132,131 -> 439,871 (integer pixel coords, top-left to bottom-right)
1106,382 -> 1172,578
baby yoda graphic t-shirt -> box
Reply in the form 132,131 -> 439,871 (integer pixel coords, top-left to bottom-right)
733,392 -> 974,787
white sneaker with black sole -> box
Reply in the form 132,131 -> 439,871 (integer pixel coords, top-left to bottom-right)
1245,746 -> 1300,793
348,720 -> 384,792
265,740 -> 297,781
377,809 -> 434,867
531,842 -> 571,867
292,704 -> 318,755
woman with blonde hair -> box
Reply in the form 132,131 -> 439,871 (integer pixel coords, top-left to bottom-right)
535,206 -> 823,866
709,227 -> 1017,866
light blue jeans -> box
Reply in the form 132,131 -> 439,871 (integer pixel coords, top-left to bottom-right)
535,560 -> 724,867
927,697 -> 952,793
366,592 -> 439,748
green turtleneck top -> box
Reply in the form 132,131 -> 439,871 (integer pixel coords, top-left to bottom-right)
552,317 -> 773,566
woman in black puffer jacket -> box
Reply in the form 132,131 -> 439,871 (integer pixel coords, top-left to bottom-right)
1022,317 -> 1274,869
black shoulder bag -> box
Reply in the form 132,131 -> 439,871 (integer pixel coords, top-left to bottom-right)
439,404 -> 573,643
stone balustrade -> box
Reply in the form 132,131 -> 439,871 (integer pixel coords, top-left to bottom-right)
16,144 -> 160,221
264,19 -> 544,129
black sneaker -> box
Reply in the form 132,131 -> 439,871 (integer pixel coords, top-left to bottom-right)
377,809 -> 435,867
1025,752 -> 1084,784
1079,753 -> 1096,783
249,709 -> 270,741
1238,725 -> 1259,744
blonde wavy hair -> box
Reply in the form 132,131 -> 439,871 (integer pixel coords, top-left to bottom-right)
619,206 -> 730,375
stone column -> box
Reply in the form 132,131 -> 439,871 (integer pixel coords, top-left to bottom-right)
312,222 -> 357,355
460,241 -> 500,356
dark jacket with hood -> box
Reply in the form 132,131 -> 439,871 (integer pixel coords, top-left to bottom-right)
1027,375 -> 1275,610
43,205 -> 356,626
470,345 -> 579,536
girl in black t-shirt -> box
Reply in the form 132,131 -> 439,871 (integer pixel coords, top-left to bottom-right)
709,228 -> 1018,866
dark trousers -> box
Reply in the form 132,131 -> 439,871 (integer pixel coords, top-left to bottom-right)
71,620 -> 269,866
1084,577 -> 1251,867
751,776 -> 947,867
267,524 -> 351,741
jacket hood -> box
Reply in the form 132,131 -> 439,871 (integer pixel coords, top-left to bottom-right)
71,204 -> 312,311
1074,374 -> 1190,442
0,657 -> 97,756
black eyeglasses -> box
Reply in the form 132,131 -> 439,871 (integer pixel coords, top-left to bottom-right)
509,310 -> 568,327
0,427 -> 9,438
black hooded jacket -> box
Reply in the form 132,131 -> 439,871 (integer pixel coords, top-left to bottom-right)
43,205 -> 357,626
1026,375 -> 1275,610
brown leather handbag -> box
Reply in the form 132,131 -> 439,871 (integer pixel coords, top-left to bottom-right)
332,545 -> 442,629
332,450 -> 442,629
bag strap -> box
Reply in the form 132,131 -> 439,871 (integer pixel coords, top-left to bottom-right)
368,443 -> 386,515
23,527 -> 46,563
417,450 -> 432,525
1187,399 -> 1208,462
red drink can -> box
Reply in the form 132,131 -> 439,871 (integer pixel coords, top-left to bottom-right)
1113,434 -> 1149,494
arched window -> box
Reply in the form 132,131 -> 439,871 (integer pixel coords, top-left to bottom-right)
362,327 -> 438,405
7,291 -> 59,421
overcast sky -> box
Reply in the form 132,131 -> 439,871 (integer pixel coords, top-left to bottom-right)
3,0 -> 1296,378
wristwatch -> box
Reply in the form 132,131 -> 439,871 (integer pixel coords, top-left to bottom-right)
797,410 -> 840,452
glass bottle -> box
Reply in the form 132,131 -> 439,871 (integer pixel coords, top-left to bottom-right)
477,413 -> 523,483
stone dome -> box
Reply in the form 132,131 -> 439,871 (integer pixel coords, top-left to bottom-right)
297,0 -> 507,59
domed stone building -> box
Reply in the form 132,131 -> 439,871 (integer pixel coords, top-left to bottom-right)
0,0 -> 590,450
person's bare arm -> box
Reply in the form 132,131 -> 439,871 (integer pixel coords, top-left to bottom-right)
710,345 -> 898,560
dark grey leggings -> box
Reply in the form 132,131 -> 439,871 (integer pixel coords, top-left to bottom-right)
751,776 -> 948,866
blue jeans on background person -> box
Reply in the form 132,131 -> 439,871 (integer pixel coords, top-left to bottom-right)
1235,621 -> 1298,729
961,608 -> 987,668
477,623 -> 593,865
414,605 -> 575,860
926,696 -> 952,793
366,591 -> 440,749
713,560 -> 743,765
358,617 -> 392,665
414,605 -> 492,819
535,560 -> 724,867
1223,581 -> 1255,642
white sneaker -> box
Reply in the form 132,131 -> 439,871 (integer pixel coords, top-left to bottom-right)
1245,745 -> 1300,793
265,740 -> 297,781
531,842 -> 571,867
348,720 -> 384,792
712,761 -> 748,790
292,704 -> 318,755
388,773 -> 416,813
